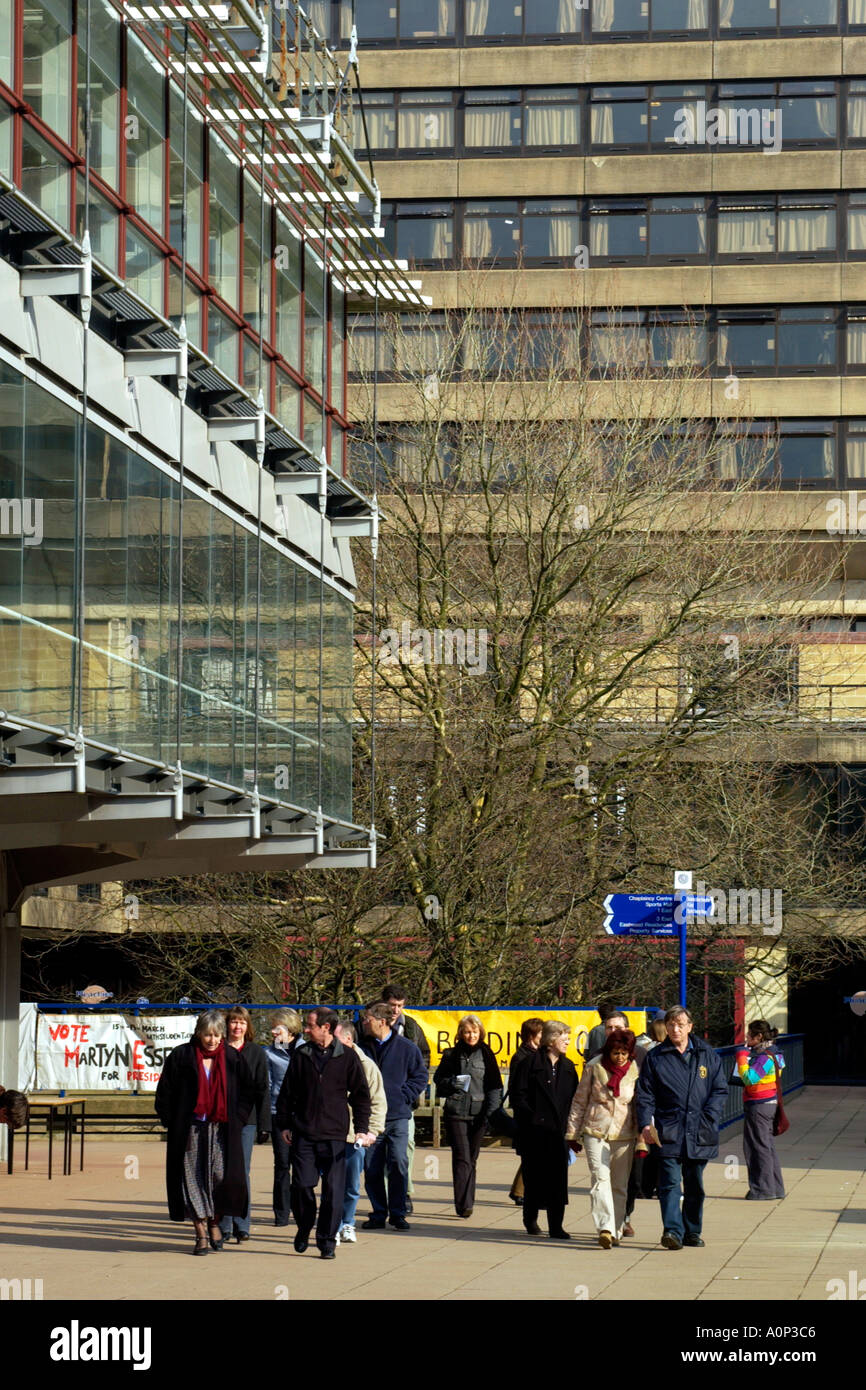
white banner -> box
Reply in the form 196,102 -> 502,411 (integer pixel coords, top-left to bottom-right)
34,1013 -> 197,1092
18,1003 -> 38,1091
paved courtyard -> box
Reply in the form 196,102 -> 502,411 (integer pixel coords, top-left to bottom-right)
1,1087 -> 863,1302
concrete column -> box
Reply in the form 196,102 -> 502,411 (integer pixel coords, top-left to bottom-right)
0,853 -> 22,1162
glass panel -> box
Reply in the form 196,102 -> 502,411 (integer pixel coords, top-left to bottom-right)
22,0 -> 72,139
592,0 -> 649,33
209,132 -> 240,308
719,0 -> 775,27
778,428 -> 835,480
21,124 -> 70,228
778,94 -> 837,142
209,304 -> 239,380
523,212 -> 581,259
589,207 -> 646,257
126,32 -> 166,233
275,232 -> 302,374
125,224 -> 163,311
464,211 -> 521,261
331,282 -> 345,414
852,0 -> 866,21
304,406 -> 324,459
718,205 -> 774,255
590,312 -> 649,367
398,102 -> 454,149
353,0 -> 397,39
400,0 -> 455,37
78,0 -> 120,186
525,100 -> 580,147
355,96 -> 396,151
591,99 -> 647,147
304,246 -> 326,395
243,173 -> 270,335
75,176 -> 118,272
652,0 -> 708,28
650,316 -> 707,365
526,0 -> 581,32
847,321 -> 866,365
0,0 -> 12,85
396,211 -> 453,261
169,89 -> 203,272
0,104 -> 10,178
167,266 -> 202,350
778,201 -> 834,252
846,433 -> 866,477
466,0 -> 522,36
849,196 -> 866,251
848,95 -> 866,140
275,369 -> 301,436
778,312 -> 837,367
649,202 -> 707,255
779,0 -> 837,23
717,318 -> 776,368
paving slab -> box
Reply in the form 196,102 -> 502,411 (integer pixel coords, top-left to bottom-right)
0,1086 -> 863,1301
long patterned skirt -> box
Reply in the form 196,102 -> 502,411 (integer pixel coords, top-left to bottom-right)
182,1119 -> 227,1220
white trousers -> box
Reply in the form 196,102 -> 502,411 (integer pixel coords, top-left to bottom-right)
582,1135 -> 636,1238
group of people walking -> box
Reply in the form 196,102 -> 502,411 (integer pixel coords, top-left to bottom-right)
152,996 -> 788,1257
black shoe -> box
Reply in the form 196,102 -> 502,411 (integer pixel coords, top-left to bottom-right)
274,1218 -> 290,1227
208,1225 -> 224,1251
683,1235 -> 705,1247
362,1217 -> 386,1230
524,1221 -> 541,1235
293,1232 -> 310,1253
549,1229 -> 571,1240
745,1191 -> 755,1200
661,1230 -> 683,1251
193,1237 -> 209,1256
510,1195 -> 524,1207
459,1208 -> 473,1218
388,1216 -> 411,1230
405,1198 -> 414,1214
235,1231 -> 250,1244
319,1246 -> 336,1259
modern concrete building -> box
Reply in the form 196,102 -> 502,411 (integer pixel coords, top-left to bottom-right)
0,1 -> 427,1110
321,0 -> 866,1058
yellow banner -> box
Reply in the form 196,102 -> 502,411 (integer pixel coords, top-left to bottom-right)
405,1009 -> 647,1075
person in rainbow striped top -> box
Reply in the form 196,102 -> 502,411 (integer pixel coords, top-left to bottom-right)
735,1020 -> 786,1201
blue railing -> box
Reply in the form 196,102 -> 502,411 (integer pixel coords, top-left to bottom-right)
716,1034 -> 804,1130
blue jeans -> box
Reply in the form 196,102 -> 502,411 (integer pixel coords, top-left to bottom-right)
658,1155 -> 707,1240
220,1123 -> 256,1237
342,1143 -> 365,1227
364,1117 -> 410,1221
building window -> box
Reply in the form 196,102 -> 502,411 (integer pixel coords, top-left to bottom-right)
717,308 -> 837,374
22,0 -> 72,141
392,201 -> 454,263
304,245 -> 326,398
464,200 -> 521,261
523,199 -> 582,262
209,302 -> 239,380
524,88 -> 581,149
21,123 -> 70,229
0,0 -> 12,87
78,0 -> 120,188
845,418 -> 866,478
169,89 -> 203,273
649,197 -> 707,256
846,310 -> 866,370
397,90 -> 455,152
209,131 -> 240,310
275,368 -> 301,437
125,32 -> 166,235
75,176 -> 118,272
125,223 -> 164,312
590,199 -> 646,259
275,214 -> 302,373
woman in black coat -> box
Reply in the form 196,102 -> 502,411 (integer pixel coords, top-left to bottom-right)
434,1014 -> 503,1218
509,1019 -> 578,1239
219,1006 -> 270,1244
155,1010 -> 255,1255
507,1016 -> 544,1206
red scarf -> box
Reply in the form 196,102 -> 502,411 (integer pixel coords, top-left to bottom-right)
193,1039 -> 228,1123
604,1059 -> 631,1098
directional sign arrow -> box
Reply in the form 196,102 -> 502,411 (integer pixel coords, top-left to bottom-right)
603,893 -> 713,937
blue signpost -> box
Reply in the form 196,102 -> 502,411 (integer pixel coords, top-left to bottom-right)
603,877 -> 712,1007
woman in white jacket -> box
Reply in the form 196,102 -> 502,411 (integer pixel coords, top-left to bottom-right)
566,1028 -> 643,1249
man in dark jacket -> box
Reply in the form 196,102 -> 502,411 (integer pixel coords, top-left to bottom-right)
381,984 -> 431,1214
276,1007 -> 373,1258
510,1019 -> 578,1239
635,1005 -> 728,1251
360,1001 -> 428,1230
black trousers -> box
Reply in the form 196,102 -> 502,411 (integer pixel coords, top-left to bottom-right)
290,1136 -> 347,1252
271,1126 -> 291,1223
520,1130 -> 568,1234
445,1115 -> 486,1215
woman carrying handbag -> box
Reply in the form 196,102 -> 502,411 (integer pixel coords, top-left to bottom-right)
734,1020 -> 786,1201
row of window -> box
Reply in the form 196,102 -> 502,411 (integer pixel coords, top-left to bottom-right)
350,306 -> 866,376
311,0 -> 866,44
379,193 -> 866,267
350,418 -> 866,486
360,82 -> 866,157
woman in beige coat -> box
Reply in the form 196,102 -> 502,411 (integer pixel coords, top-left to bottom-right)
567,1028 -> 643,1249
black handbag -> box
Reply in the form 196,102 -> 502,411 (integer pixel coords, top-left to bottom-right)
485,1102 -> 517,1139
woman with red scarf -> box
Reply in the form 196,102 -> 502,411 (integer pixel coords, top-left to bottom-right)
566,1028 -> 644,1249
155,1011 -> 255,1255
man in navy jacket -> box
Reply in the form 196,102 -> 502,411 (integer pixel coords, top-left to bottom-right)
635,1005 -> 727,1251
360,1001 -> 428,1229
